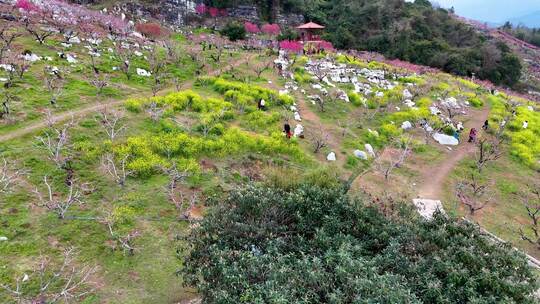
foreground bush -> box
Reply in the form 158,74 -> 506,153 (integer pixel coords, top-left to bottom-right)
182,183 -> 538,303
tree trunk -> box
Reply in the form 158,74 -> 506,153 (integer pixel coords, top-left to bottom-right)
269,0 -> 279,23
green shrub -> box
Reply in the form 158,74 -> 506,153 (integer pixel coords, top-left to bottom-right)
468,96 -> 483,108
125,98 -> 144,113
220,21 -> 246,41
348,91 -> 364,107
182,184 -> 538,303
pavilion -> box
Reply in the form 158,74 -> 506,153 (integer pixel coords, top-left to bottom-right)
296,22 -> 325,43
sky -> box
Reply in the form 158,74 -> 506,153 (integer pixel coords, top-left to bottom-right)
432,0 -> 540,23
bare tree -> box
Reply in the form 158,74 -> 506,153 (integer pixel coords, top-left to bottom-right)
165,165 -> 198,221
63,29 -> 78,44
43,67 -> 65,106
374,137 -> 412,180
100,211 -> 141,256
90,72 -> 108,95
186,47 -> 207,76
33,176 -> 84,219
8,53 -> 32,79
24,19 -> 54,45
148,46 -> 166,97
337,119 -> 357,138
475,137 -> 503,173
313,95 -> 329,112
146,101 -> 164,122
0,157 -> 22,194
455,173 -> 491,216
1,58 -> 17,88
97,109 -> 126,141
208,36 -> 225,63
0,247 -> 96,303
172,76 -> 182,92
0,25 -> 21,63
253,60 -> 272,79
115,43 -> 134,80
35,112 -> 74,167
199,110 -> 225,137
309,63 -> 329,82
308,124 -> 329,154
439,103 -> 459,120
0,88 -> 17,119
518,184 -> 540,250
101,153 -> 132,187
163,39 -> 181,63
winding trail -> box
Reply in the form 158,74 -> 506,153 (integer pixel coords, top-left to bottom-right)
0,55 -> 255,142
416,107 -> 491,199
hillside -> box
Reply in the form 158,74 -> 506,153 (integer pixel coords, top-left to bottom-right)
0,0 -> 539,303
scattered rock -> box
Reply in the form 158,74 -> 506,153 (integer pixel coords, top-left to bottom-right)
413,199 -> 445,220
23,53 -> 40,62
353,150 -> 368,160
365,144 -> 375,158
0,236 -> 8,241
327,152 -> 336,161
401,121 -> 413,130
66,54 -> 77,63
136,68 -> 151,77
293,124 -> 304,137
433,133 -> 459,146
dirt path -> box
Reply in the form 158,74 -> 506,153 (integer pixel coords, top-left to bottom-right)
0,55 -> 255,142
292,91 -> 346,166
417,107 -> 491,199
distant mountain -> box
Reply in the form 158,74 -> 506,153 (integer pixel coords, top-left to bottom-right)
507,11 -> 540,28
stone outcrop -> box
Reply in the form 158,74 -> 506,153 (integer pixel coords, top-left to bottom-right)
68,1 -> 303,27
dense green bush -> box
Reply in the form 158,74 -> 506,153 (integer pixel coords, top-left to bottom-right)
182,183 -> 538,303
468,96 -> 484,108
348,91 -> 364,107
220,21 -> 246,41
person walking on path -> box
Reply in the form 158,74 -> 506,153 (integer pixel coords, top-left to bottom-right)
284,122 -> 292,139
468,128 -> 477,143
482,120 -> 489,130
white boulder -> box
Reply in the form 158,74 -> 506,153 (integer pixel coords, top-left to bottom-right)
294,124 -> 304,137
136,68 -> 151,77
327,152 -> 336,161
353,150 -> 368,160
403,89 -> 413,99
413,199 -> 445,220
365,144 -> 375,158
66,54 -> 77,63
23,53 -> 40,62
433,133 -> 459,146
0,236 -> 7,241
401,121 -> 413,130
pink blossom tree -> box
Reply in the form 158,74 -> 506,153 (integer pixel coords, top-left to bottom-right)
280,40 -> 303,53
317,40 -> 334,52
244,22 -> 260,34
208,7 -> 219,18
262,24 -> 280,36
15,0 -> 37,12
195,4 -> 207,15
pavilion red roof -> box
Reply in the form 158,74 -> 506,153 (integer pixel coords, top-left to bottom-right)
296,22 -> 325,29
